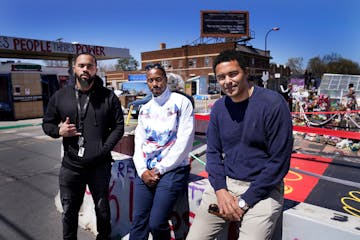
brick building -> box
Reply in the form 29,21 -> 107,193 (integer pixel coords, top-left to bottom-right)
106,41 -> 290,93
141,41 -> 270,81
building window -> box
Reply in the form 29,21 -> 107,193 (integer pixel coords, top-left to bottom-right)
205,56 -> 211,67
14,85 -> 21,95
208,75 -> 220,94
162,60 -> 171,69
189,59 -> 197,68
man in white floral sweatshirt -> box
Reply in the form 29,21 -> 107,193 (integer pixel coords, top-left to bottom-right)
129,63 -> 195,240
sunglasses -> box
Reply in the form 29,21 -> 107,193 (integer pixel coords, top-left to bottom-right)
145,63 -> 165,72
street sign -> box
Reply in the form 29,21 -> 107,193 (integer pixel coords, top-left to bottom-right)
262,71 -> 269,82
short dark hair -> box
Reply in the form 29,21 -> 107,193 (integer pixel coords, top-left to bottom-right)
213,49 -> 247,73
73,52 -> 97,66
349,83 -> 354,88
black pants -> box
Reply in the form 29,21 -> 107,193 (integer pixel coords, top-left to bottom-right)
59,163 -> 111,240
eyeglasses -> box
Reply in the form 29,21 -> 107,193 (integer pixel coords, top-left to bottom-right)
215,71 -> 241,82
145,63 -> 165,72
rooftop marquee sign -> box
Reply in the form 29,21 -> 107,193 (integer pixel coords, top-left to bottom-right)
0,36 -> 129,60
201,10 -> 249,38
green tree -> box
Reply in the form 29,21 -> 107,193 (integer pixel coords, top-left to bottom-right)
115,55 -> 139,71
327,58 -> 360,75
307,56 -> 326,78
307,53 -> 360,76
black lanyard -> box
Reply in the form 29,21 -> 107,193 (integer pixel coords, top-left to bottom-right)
75,89 -> 91,134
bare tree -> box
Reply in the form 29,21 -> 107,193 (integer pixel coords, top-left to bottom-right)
97,61 -> 116,72
307,56 -> 326,78
286,57 -> 304,75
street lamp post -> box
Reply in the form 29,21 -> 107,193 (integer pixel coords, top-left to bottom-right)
263,27 -> 280,88
265,27 -> 280,57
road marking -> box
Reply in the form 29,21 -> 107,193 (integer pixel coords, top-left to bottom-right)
0,146 -> 11,151
17,132 -> 33,137
34,135 -> 53,140
1,130 -> 16,134
2,130 -> 57,141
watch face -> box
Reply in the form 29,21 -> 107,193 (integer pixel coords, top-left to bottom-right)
239,199 -> 249,211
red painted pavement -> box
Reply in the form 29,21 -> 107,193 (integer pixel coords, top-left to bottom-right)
195,153 -> 333,204
284,153 -> 332,202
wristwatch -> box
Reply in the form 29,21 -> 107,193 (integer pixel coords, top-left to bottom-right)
238,198 -> 250,211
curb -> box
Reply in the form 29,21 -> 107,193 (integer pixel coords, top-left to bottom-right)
0,123 -> 42,130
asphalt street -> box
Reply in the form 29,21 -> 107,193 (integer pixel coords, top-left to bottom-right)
0,124 -> 94,240
0,118 -> 206,240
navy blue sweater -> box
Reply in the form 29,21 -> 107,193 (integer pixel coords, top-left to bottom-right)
206,86 -> 293,207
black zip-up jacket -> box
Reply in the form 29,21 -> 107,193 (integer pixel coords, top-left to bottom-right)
42,76 -> 124,171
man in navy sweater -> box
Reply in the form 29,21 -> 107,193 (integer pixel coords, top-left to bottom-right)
187,49 -> 293,240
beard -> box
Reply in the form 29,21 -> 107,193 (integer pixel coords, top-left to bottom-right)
76,73 -> 95,90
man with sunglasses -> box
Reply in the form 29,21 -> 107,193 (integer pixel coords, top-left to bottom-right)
129,63 -> 195,240
42,53 -> 124,240
186,49 -> 293,240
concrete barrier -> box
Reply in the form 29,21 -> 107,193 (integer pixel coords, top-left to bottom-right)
283,202 -> 360,240
55,152 -> 360,239
55,153 -> 210,239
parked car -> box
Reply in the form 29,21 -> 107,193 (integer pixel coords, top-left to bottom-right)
127,94 -> 152,119
127,91 -> 194,119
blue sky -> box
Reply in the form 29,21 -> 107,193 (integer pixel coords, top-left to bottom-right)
1,0 -> 359,68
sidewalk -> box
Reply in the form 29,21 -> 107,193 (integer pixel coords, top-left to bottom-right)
0,118 -> 43,130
